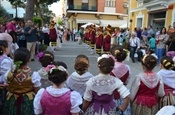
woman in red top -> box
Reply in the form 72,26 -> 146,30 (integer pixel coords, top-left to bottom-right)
130,54 -> 165,115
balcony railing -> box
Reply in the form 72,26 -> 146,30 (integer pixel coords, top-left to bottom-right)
67,5 -> 97,11
143,0 -> 158,4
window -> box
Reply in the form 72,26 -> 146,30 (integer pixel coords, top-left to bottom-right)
137,18 -> 143,28
105,0 -> 116,7
82,0 -> 88,3
137,2 -> 143,7
82,0 -> 88,10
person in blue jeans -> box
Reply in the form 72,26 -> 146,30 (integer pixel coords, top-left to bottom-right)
156,27 -> 168,63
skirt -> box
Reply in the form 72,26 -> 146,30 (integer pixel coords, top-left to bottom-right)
115,98 -> 131,115
131,100 -> 158,115
84,104 -> 116,115
159,93 -> 175,109
0,86 -> 7,114
4,92 -> 35,115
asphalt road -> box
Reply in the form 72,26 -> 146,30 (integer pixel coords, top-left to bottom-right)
28,41 -> 160,88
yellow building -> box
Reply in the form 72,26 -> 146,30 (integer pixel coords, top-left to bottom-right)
66,0 -> 129,30
129,0 -> 175,31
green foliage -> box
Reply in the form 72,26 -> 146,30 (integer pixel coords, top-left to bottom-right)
33,17 -> 42,28
8,0 -> 25,8
58,19 -> 63,25
0,6 -> 10,24
40,0 -> 60,5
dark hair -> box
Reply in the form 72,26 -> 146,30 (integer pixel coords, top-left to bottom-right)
74,54 -> 89,75
151,34 -> 155,38
48,65 -> 68,86
150,25 -> 152,28
13,17 -> 20,22
144,27 -> 147,31
141,55 -> 157,71
161,56 -> 175,70
160,27 -> 166,34
98,57 -> 114,74
14,48 -> 30,66
0,40 -> 8,55
110,45 -> 127,62
167,32 -> 175,42
54,61 -> 68,69
40,51 -> 54,67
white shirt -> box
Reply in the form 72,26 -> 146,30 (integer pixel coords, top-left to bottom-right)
42,27 -> 49,34
129,37 -> 140,49
34,86 -> 82,114
0,55 -> 13,83
66,71 -> 94,96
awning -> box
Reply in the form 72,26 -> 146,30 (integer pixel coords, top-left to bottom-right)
76,19 -> 99,24
100,20 -> 127,27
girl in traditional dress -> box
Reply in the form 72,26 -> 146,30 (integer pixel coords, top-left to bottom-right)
95,27 -> 103,56
4,48 -> 41,115
0,40 -> 13,114
37,51 -> 54,88
130,54 -> 165,115
110,45 -> 131,115
157,56 -> 175,108
82,54 -> 130,115
103,25 -> 112,54
34,64 -> 82,115
66,54 -> 94,97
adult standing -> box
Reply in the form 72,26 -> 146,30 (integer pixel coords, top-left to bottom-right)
156,27 -> 168,63
166,32 -> 175,59
103,25 -> 112,54
167,22 -> 175,35
17,20 -> 26,48
6,17 -> 20,43
129,32 -> 141,63
73,28 -> 77,42
24,20 -> 38,61
42,24 -> 50,46
49,21 -> 57,52
147,25 -> 154,41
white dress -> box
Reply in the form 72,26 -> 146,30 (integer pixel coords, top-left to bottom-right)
66,71 -> 94,96
156,105 -> 175,115
34,86 -> 82,114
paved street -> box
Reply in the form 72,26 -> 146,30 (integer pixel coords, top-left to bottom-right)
29,41 -> 160,88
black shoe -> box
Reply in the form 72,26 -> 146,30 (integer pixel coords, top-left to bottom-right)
31,59 -> 35,61
132,59 -> 135,63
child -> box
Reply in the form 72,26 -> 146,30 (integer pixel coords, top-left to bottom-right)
156,105 -> 175,115
157,56 -> 175,108
34,64 -> 82,114
0,40 -> 13,114
4,48 -> 41,115
149,34 -> 156,52
66,54 -> 94,97
82,54 -> 130,115
37,51 -> 54,88
110,45 -> 131,115
130,54 -> 165,115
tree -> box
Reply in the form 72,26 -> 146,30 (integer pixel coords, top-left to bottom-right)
0,6 -> 10,24
8,0 -> 25,17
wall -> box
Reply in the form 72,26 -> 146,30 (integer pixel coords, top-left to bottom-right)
97,0 -> 105,12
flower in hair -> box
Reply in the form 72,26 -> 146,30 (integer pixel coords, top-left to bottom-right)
142,54 -> 148,64
13,61 -> 23,71
45,64 -> 56,73
114,50 -> 120,55
97,54 -> 109,62
37,52 -> 44,61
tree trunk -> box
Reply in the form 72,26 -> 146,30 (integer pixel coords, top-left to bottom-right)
15,5 -> 18,17
25,0 -> 35,21
35,2 -> 44,24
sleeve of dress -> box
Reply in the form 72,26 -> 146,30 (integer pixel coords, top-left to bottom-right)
1,59 -> 12,76
83,79 -> 93,102
33,88 -> 45,115
31,71 -> 41,87
70,91 -> 82,113
130,75 -> 140,101
115,78 -> 130,99
157,77 -> 165,97
125,65 -> 131,85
